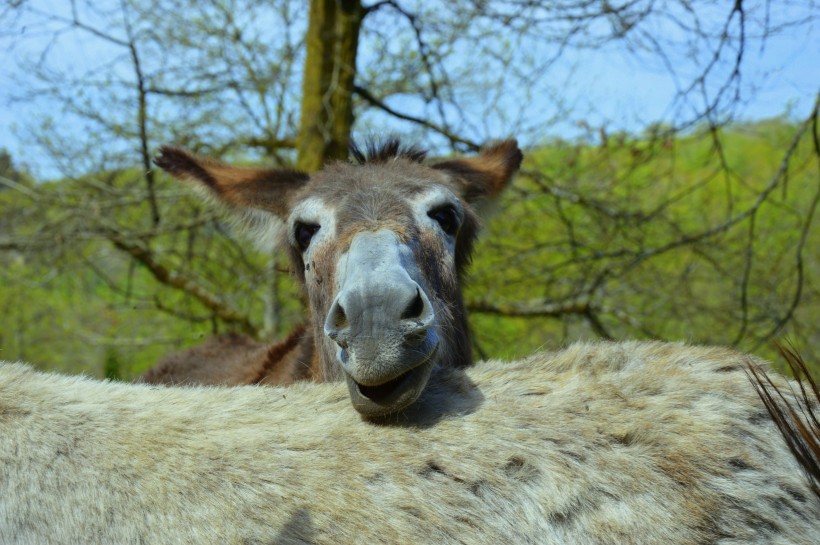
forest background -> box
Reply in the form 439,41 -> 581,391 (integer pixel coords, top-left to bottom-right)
0,0 -> 818,379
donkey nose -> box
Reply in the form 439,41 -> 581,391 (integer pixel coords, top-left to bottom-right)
401,287 -> 427,320
324,298 -> 349,347
324,280 -> 434,348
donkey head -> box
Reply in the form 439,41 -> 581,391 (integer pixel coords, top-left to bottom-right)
155,139 -> 521,417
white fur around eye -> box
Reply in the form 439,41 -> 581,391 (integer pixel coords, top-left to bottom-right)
288,197 -> 337,258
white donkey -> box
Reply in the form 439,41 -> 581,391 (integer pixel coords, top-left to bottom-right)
1,341 -> 818,544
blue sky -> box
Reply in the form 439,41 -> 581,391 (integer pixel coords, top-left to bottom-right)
1,1 -> 818,179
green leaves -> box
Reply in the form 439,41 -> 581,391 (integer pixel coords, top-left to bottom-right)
466,118 -> 820,376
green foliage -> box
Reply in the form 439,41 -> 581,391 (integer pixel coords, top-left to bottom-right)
467,118 -> 819,377
0,167 -> 304,377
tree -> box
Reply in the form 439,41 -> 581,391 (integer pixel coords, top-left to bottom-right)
297,0 -> 363,170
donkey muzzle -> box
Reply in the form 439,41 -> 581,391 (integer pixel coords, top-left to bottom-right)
324,230 -> 439,416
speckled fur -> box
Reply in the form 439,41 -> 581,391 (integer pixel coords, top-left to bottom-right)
2,341 -> 818,544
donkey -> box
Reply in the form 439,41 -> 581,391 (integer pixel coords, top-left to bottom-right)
142,325 -> 315,386
2,341 -> 818,544
140,139 -> 522,417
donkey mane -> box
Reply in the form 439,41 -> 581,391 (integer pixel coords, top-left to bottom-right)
349,137 -> 428,165
253,323 -> 313,384
747,344 -> 820,498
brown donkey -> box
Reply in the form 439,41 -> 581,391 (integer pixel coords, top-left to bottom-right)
140,140 -> 522,417
141,325 -> 314,387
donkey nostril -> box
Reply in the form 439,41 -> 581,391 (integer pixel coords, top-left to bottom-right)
401,288 -> 425,320
325,299 -> 350,348
333,303 -> 348,330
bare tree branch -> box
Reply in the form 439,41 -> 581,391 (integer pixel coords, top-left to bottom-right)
354,84 -> 480,149
106,234 -> 257,335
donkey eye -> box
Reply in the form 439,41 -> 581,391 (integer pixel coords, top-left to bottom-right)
294,222 -> 320,251
428,205 -> 459,236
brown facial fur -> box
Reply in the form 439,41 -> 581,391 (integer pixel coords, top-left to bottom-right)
291,154 -> 491,384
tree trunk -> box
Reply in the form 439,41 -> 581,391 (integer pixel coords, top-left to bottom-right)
296,0 -> 363,172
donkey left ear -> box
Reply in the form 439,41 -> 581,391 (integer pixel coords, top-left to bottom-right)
432,139 -> 522,202
154,146 -> 310,220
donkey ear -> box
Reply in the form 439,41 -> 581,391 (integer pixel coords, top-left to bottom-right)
431,139 -> 522,202
154,146 -> 309,219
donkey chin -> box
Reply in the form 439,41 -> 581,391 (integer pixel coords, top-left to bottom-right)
335,329 -> 440,418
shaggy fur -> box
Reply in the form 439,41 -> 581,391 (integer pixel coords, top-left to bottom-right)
2,341 -> 818,544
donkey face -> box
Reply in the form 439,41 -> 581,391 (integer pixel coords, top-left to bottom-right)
155,139 -> 521,417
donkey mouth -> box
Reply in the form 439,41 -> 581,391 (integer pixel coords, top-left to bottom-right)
356,363 -> 427,401
344,345 -> 438,418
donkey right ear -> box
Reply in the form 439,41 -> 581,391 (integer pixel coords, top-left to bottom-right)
432,139 -> 522,203
154,146 -> 309,220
